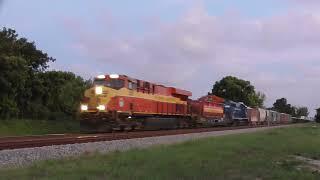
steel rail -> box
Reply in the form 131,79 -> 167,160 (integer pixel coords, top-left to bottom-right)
0,124 -> 284,150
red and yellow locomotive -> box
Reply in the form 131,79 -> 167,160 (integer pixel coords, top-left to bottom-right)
80,74 -> 196,132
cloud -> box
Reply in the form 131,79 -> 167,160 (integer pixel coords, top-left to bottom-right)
0,0 -> 4,11
291,0 -> 320,6
64,3 -> 320,114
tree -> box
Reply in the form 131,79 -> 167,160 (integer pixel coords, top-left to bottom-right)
272,98 -> 297,116
315,108 -> 320,123
296,107 -> 309,117
37,71 -> 90,120
0,56 -> 28,118
0,27 -> 55,118
0,27 -> 88,120
211,76 -> 265,107
273,98 -> 290,113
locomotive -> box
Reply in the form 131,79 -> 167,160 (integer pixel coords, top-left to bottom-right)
80,74 -> 195,132
79,74 -> 292,132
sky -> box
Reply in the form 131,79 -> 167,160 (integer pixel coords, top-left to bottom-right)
0,0 -> 319,115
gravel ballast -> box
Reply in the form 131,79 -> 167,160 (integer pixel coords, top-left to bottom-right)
0,125 -> 296,168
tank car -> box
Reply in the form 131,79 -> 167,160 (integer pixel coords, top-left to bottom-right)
80,74 -> 194,132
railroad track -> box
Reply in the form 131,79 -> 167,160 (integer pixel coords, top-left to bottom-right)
0,125 -> 283,151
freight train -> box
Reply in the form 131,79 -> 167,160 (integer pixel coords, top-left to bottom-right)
80,74 -> 294,132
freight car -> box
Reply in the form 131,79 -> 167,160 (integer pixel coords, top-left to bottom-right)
292,116 -> 314,123
266,110 -> 278,124
247,108 -> 267,126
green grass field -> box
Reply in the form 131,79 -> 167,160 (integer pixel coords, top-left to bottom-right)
1,124 -> 320,180
0,119 -> 80,136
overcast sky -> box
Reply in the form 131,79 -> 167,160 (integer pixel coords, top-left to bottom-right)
0,0 -> 319,115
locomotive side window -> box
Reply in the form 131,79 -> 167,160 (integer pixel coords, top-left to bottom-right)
128,81 -> 137,90
137,80 -> 141,91
93,79 -> 104,86
107,79 -> 124,90
132,83 -> 137,90
128,82 -> 133,90
93,79 -> 124,90
144,82 -> 150,89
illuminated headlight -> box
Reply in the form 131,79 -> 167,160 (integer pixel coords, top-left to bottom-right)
109,74 -> 119,79
95,86 -> 103,95
81,105 -> 88,111
97,75 -> 105,79
97,105 -> 106,111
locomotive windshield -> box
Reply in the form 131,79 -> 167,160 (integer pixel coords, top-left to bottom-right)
94,79 -> 125,90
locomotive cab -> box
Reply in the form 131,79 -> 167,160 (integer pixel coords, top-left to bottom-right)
81,74 -> 125,113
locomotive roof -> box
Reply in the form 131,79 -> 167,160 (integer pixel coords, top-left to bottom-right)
98,74 -> 192,97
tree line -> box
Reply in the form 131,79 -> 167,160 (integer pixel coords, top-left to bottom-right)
0,28 -> 90,120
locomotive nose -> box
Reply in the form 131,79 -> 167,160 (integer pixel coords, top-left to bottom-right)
80,86 -> 110,112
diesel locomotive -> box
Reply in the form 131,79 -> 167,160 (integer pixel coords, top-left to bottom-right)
79,74 -> 292,132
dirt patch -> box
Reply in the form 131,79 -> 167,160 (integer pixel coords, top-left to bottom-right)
293,156 -> 320,173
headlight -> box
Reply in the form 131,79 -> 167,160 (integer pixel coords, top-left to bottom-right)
109,74 -> 119,79
81,105 -> 88,111
95,86 -> 103,95
97,105 -> 106,111
97,75 -> 106,79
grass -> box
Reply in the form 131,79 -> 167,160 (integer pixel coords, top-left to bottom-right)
0,119 -> 80,136
1,124 -> 320,180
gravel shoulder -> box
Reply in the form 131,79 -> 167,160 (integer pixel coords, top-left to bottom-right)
0,124 -> 299,169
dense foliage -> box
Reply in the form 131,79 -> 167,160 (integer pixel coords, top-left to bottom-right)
271,98 -> 309,117
0,27 -> 89,120
272,98 -> 296,115
295,106 -> 309,117
315,108 -> 320,123
211,76 -> 265,107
